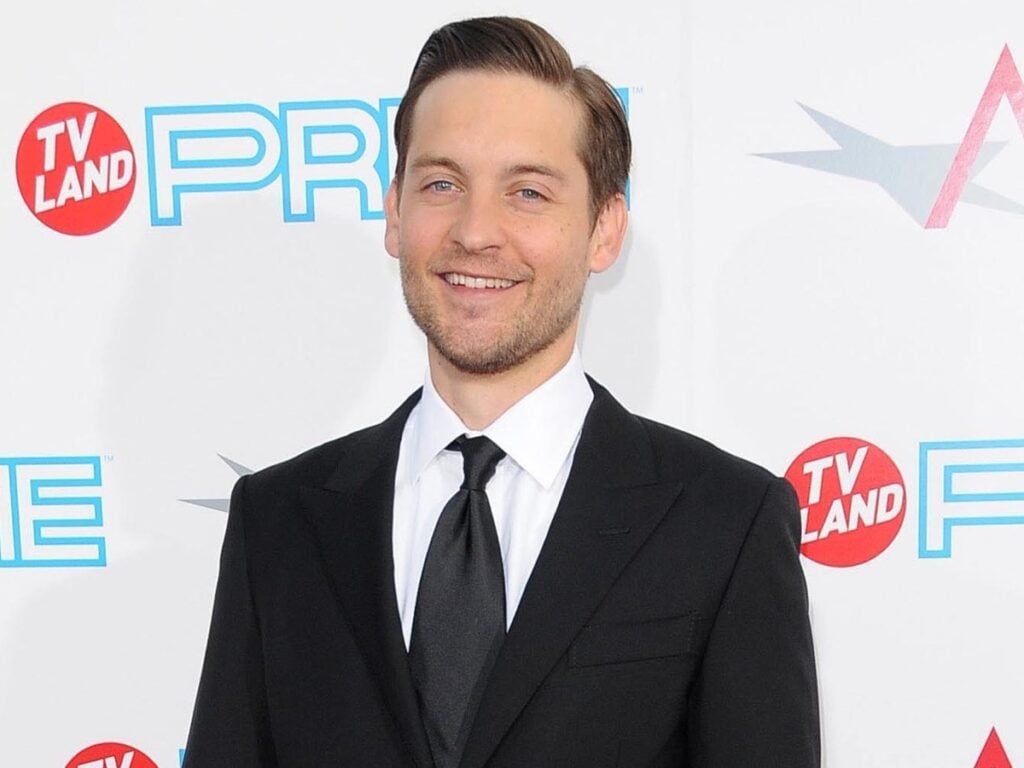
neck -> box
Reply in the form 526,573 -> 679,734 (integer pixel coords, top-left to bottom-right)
428,330 -> 577,431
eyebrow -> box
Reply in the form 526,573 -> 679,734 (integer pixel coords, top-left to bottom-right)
506,163 -> 567,184
409,156 -> 568,184
409,155 -> 466,176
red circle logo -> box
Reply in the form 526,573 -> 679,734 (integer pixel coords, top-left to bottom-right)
65,742 -> 158,768
16,102 -> 136,236
785,436 -> 906,567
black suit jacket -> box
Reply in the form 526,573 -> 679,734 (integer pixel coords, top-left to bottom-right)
183,379 -> 819,767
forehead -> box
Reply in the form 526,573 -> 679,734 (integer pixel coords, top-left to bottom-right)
405,70 -> 586,174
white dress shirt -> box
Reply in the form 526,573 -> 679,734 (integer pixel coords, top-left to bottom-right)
392,348 -> 594,650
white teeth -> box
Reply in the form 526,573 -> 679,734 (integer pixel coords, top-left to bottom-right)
444,273 -> 515,289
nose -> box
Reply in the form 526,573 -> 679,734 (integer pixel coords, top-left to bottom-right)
449,189 -> 507,253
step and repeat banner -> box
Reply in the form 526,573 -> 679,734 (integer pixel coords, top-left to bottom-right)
2,1 -> 1021,766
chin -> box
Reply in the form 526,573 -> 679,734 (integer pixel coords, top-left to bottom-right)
435,343 -> 522,376
432,331 -> 562,377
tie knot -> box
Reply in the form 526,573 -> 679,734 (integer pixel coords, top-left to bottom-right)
450,435 -> 505,491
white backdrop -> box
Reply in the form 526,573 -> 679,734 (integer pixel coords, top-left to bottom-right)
1,1 -> 1021,766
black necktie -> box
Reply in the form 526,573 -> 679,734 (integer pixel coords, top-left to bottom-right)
409,435 -> 507,768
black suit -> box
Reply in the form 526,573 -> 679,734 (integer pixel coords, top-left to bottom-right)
183,379 -> 819,767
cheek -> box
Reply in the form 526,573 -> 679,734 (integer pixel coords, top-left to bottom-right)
401,210 -> 451,255
511,221 -> 574,259
523,234 -> 591,283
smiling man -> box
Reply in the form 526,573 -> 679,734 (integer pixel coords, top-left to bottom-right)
387,66 -> 623,426
183,17 -> 820,768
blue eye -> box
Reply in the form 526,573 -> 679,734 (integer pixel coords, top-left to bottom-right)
427,180 -> 455,192
518,188 -> 545,201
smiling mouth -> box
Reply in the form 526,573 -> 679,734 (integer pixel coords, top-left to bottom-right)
442,272 -> 518,289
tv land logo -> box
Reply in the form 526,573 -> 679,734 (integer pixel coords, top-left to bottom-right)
14,97 -> 400,236
787,437 -> 1024,566
15,90 -> 629,236
65,743 -> 157,768
0,456 -> 106,568
785,437 -> 906,567
759,45 -> 1024,228
15,103 -> 136,236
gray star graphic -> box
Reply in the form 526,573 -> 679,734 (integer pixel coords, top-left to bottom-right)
755,104 -> 1024,225
181,454 -> 253,512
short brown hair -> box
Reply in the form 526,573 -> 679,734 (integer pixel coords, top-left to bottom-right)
393,17 -> 631,220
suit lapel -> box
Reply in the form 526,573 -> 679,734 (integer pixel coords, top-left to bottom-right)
299,391 -> 434,768
460,380 -> 685,768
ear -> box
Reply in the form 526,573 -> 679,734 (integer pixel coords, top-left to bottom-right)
384,180 -> 401,259
588,193 -> 628,274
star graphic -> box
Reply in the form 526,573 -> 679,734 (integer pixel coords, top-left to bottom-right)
755,104 -> 1024,225
181,454 -> 253,512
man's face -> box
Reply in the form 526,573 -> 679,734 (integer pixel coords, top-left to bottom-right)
384,70 -> 624,375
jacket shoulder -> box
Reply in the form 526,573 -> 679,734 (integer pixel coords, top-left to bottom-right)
245,428 -> 362,490
638,416 -> 782,498
242,389 -> 421,496
635,417 -> 800,561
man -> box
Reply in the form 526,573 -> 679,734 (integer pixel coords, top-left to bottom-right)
184,16 -> 819,768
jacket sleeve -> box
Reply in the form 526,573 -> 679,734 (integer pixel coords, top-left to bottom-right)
687,477 -> 821,767
183,475 -> 277,767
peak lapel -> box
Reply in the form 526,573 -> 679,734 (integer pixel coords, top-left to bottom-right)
460,381 -> 685,768
299,391 -> 434,768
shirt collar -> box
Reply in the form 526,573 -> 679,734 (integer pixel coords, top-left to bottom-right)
409,348 -> 594,489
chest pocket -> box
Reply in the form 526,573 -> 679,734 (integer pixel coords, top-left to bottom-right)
569,612 -> 700,668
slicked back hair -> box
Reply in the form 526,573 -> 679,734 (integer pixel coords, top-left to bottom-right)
393,16 -> 631,222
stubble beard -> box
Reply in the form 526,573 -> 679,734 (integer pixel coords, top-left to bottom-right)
399,255 -> 586,376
